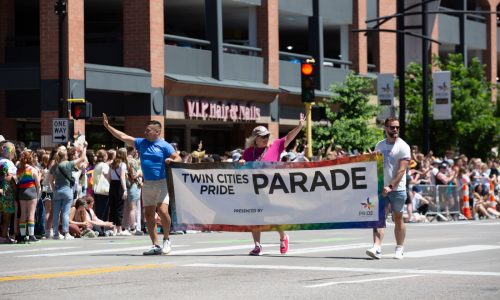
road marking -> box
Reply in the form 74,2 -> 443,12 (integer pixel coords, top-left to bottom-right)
405,245 -> 500,258
172,244 -> 278,254
287,243 -> 373,255
305,274 -> 421,288
0,264 -> 174,282
0,247 -> 78,255
185,263 -> 500,277
17,246 -> 153,257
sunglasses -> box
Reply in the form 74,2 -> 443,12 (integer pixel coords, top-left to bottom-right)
260,134 -> 270,139
387,125 -> 400,130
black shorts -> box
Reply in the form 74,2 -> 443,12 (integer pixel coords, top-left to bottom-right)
405,191 -> 411,204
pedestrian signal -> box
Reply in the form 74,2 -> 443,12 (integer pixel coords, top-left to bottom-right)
70,102 -> 92,120
311,106 -> 326,121
301,62 -> 315,102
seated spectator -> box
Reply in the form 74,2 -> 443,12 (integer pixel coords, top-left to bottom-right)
411,186 -> 434,218
69,198 -> 96,238
473,184 -> 500,219
84,196 -> 116,236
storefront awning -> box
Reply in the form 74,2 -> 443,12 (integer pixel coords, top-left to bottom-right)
165,73 -> 280,103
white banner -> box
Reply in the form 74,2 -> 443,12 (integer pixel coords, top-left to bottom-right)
377,73 -> 394,106
432,71 -> 452,120
167,154 -> 385,232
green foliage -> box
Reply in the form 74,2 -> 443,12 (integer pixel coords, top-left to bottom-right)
405,54 -> 499,158
312,73 -> 383,153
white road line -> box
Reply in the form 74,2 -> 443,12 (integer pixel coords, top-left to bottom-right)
0,247 -> 79,255
405,245 -> 500,258
171,244 -> 278,255
16,246 -> 152,257
305,274 -> 421,288
15,244 -> 273,257
287,243 -> 373,255
185,263 -> 500,277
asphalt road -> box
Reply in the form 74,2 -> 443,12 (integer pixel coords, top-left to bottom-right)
1,220 -> 499,300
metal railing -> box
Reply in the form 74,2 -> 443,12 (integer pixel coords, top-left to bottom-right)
279,51 -> 312,63
223,43 -> 261,56
164,34 -> 211,49
324,57 -> 352,70
164,34 -> 262,56
411,184 -> 466,222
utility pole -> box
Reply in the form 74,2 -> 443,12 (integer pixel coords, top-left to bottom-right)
54,1 -> 67,118
396,0 -> 406,139
421,0 -> 430,154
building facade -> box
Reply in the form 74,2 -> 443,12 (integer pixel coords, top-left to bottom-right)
0,0 -> 498,153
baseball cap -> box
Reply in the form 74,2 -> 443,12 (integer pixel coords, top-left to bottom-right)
252,126 -> 270,137
232,152 -> 241,161
433,159 -> 442,165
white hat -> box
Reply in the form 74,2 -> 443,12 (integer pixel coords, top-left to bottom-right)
252,126 -> 270,137
0,135 -> 4,142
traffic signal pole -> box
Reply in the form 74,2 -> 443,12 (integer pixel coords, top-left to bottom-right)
305,102 -> 313,158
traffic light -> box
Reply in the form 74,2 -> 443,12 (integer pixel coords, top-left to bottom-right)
311,105 -> 326,121
70,102 -> 92,120
301,62 -> 315,102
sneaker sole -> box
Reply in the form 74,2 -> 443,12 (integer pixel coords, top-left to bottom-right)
365,250 -> 381,259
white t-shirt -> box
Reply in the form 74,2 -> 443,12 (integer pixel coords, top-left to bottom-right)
375,138 -> 411,191
412,192 -> 424,209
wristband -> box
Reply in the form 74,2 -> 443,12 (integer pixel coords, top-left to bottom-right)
388,184 -> 393,189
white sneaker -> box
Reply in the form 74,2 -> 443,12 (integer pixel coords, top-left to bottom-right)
45,229 -> 54,239
117,230 -> 132,236
64,233 -> 74,240
366,246 -> 381,259
394,246 -> 404,259
53,233 -> 64,240
161,239 -> 172,255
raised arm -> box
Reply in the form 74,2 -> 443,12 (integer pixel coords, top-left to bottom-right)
285,113 -> 305,147
103,113 -> 135,147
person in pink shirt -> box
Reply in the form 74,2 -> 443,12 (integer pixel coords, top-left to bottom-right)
241,113 -> 305,255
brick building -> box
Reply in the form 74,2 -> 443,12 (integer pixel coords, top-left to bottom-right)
0,0 -> 498,153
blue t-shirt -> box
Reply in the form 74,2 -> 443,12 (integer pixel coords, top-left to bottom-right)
134,138 -> 175,180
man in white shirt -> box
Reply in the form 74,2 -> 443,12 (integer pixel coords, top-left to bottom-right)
366,118 -> 411,260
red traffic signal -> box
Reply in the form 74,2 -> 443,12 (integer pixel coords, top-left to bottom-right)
70,102 -> 92,120
301,63 -> 314,76
301,62 -> 315,102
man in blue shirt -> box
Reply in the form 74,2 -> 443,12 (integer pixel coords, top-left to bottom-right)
103,113 -> 181,255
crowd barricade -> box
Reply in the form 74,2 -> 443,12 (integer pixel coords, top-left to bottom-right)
412,184 -> 466,222
434,184 -> 466,221
413,184 -> 438,220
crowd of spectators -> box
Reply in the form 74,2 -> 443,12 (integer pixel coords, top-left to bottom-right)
0,133 -> 498,244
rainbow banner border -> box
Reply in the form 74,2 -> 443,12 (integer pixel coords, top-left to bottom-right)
167,153 -> 385,232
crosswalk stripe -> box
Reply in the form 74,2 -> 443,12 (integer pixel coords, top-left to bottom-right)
185,263 -> 500,277
405,245 -> 500,258
305,275 -> 422,288
0,247 -> 78,255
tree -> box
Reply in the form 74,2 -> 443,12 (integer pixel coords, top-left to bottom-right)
405,54 -> 499,158
312,73 -> 383,154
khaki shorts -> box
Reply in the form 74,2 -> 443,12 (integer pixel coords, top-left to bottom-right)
142,180 -> 169,207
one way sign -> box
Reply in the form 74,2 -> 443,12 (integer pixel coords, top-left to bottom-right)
52,118 -> 73,144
